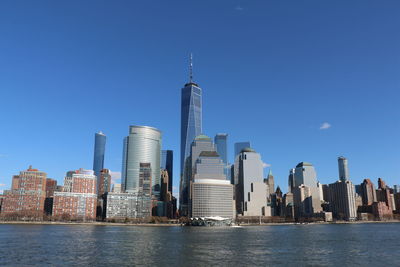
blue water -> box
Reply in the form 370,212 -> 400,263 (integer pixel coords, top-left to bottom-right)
0,223 -> 398,266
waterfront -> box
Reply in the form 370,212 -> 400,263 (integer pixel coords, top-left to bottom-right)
0,223 -> 399,266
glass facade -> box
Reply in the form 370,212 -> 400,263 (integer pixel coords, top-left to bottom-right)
234,142 -> 251,158
180,82 -> 202,174
161,150 -> 173,193
215,134 -> 228,179
121,126 -> 162,198
93,131 -> 106,193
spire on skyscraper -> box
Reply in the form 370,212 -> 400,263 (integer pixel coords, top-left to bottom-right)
189,53 -> 193,83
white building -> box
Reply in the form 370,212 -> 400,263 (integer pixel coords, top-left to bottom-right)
191,150 -> 234,219
234,148 -> 271,217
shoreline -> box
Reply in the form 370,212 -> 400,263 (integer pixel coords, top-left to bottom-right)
1,220 -> 400,227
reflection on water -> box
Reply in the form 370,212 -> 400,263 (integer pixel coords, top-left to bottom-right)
0,223 -> 399,266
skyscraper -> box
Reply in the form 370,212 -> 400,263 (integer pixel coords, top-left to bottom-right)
234,148 -> 270,217
292,162 -> 322,218
121,125 -> 162,198
234,142 -> 251,158
180,54 -> 202,174
180,135 -> 215,216
338,156 -> 349,182
93,131 -> 106,193
161,150 -> 173,193
191,151 -> 234,219
214,134 -> 228,165
215,133 -> 229,180
294,162 -> 318,188
327,180 -> 357,221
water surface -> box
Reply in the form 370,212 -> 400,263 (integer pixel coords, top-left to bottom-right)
0,223 -> 398,266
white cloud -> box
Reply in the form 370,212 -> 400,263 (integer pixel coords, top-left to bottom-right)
235,5 -> 243,11
263,162 -> 271,168
319,122 -> 332,130
0,183 -> 6,187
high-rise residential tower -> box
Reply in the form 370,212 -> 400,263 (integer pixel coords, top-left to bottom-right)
93,131 -> 106,193
180,54 -> 202,174
338,156 -> 349,182
121,125 -> 162,198
1,166 -> 47,217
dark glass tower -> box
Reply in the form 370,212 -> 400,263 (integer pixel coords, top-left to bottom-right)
161,150 -> 173,193
180,56 -> 202,174
180,54 -> 202,215
214,134 -> 228,165
93,131 -> 106,193
215,133 -> 229,179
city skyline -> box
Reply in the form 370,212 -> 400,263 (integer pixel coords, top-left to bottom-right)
0,1 -> 399,195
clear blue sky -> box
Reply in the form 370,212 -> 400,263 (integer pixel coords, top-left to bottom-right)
0,0 -> 399,194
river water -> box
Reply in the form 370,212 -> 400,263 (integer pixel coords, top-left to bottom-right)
0,223 -> 398,266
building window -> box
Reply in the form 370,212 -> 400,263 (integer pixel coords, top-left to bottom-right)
251,183 -> 253,192
248,192 -> 250,202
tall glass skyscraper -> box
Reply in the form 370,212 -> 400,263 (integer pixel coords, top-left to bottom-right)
121,126 -> 162,198
161,150 -> 173,193
215,133 -> 229,179
214,134 -> 228,165
180,56 -> 202,174
93,131 -> 106,193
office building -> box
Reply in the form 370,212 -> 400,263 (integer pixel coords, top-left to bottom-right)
180,55 -> 202,175
327,180 -> 357,221
93,131 -> 106,193
214,134 -> 228,165
292,162 -> 322,218
288,168 -> 295,193
191,151 -> 234,219
121,125 -> 161,198
234,148 -> 270,217
294,162 -> 318,188
1,166 -> 47,218
234,142 -> 251,157
180,135 -> 215,216
265,169 -> 275,195
53,169 -> 97,221
214,133 -> 229,179
338,156 -> 349,182
161,150 -> 173,193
